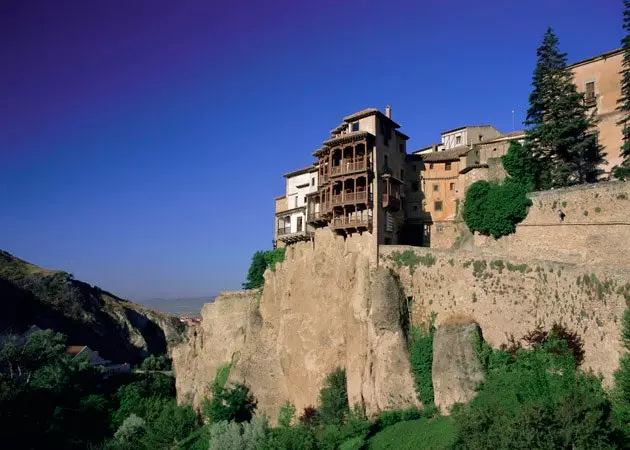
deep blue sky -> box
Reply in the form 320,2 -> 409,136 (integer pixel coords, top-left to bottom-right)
0,0 -> 623,301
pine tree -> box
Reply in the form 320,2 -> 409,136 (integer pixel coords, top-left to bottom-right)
524,28 -> 605,187
616,0 -> 630,179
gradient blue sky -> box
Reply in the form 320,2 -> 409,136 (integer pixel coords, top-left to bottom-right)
0,0 -> 623,301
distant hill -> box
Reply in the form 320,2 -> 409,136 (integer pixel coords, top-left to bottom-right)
139,296 -> 214,317
0,250 -> 186,364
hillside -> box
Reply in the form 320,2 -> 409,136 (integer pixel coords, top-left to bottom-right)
0,250 -> 186,364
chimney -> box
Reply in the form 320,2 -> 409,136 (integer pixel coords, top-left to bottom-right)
385,105 -> 391,119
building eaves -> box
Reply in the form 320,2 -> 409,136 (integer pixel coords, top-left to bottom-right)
274,195 -> 286,201
395,129 -> 410,140
342,108 -> 401,129
330,123 -> 347,135
323,130 -> 372,147
567,48 -> 623,69
282,164 -> 317,178
412,142 -> 442,154
480,130 -> 526,144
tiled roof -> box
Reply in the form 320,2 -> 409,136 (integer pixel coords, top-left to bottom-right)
479,130 -> 525,144
441,125 -> 494,135
283,164 -> 317,178
323,130 -> 372,147
342,108 -> 401,128
330,123 -> 347,135
421,146 -> 470,162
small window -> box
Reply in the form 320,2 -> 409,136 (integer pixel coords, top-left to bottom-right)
445,162 -> 451,170
400,169 -> 405,180
493,147 -> 497,152
434,201 -> 443,211
351,121 -> 359,132
585,81 -> 596,106
455,135 -> 462,145
384,154 -> 389,167
479,134 -> 483,142
412,181 -> 419,192
429,163 -> 434,169
399,143 -> 404,153
436,224 -> 443,232
449,182 -> 455,191
294,197 -> 298,208
311,177 -> 315,186
412,164 -> 417,172
304,196 -> 306,204
412,205 -> 419,211
433,184 -> 439,192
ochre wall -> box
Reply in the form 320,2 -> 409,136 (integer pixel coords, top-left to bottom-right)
379,245 -> 629,385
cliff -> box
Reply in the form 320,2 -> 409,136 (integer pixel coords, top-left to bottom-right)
0,250 -> 185,363
172,231 -> 420,421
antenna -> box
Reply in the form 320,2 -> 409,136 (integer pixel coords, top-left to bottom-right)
511,109 -> 515,131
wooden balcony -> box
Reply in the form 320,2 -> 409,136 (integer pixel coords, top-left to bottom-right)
277,229 -> 314,244
330,215 -> 373,230
331,191 -> 371,206
382,194 -> 401,211
330,159 -> 369,177
277,227 -> 292,236
307,211 -> 328,226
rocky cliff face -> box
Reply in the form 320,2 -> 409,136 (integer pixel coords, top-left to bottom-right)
0,250 -> 185,363
172,230 -> 420,422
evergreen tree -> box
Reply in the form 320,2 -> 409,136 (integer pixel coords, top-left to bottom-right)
524,28 -> 605,188
616,0 -> 630,179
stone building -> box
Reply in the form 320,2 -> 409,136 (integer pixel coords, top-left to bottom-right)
274,165 -> 318,247
274,106 -> 409,248
569,48 -> 624,173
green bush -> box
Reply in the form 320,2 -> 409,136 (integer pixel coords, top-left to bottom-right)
208,416 -> 269,450
612,306 -> 630,439
278,400 -> 297,428
318,367 -> 349,425
262,425 -> 318,450
501,141 -> 538,190
203,382 -> 257,424
463,179 -> 532,239
409,323 -> 435,406
369,417 -> 457,450
243,248 -> 286,289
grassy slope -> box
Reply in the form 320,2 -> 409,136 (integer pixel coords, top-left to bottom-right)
0,250 -> 185,363
369,417 -> 457,450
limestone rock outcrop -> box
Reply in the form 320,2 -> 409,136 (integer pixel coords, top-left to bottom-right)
172,230 -> 420,422
432,321 -> 484,415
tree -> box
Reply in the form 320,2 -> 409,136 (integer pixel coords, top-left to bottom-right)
524,28 -> 605,188
317,367 -> 349,425
501,141 -> 538,190
242,248 -> 286,289
612,306 -> 630,438
204,382 -> 257,424
617,0 -> 630,180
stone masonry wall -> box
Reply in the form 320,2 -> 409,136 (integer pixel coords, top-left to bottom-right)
379,245 -> 630,385
469,181 -> 630,267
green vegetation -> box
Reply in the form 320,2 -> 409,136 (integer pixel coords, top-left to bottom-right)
472,260 -> 487,278
409,318 -> 436,405
448,258 -> 455,266
523,28 -> 605,188
369,416 -> 457,450
612,302 -> 630,432
202,374 -> 257,424
278,400 -> 297,428
489,260 -> 505,273
243,248 -> 286,289
506,262 -> 530,273
463,179 -> 532,239
562,201 -> 568,207
584,210 -> 589,216
391,250 -> 436,274
595,207 -> 602,213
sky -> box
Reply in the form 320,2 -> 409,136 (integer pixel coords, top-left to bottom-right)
0,0 -> 624,301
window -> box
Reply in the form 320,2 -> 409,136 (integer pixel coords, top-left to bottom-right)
384,154 -> 389,168
445,162 -> 451,170
294,197 -> 298,208
479,134 -> 484,142
297,216 -> 303,232
311,177 -> 315,186
455,135 -> 462,145
436,225 -> 443,232
434,201 -> 443,211
449,182 -> 455,191
412,181 -> 419,192
399,143 -> 404,153
412,205 -> 419,211
351,121 -> 359,132
429,163 -> 434,169
585,81 -> 596,107
412,164 -> 417,172
304,196 -> 306,204
400,169 -> 405,180
433,184 -> 439,192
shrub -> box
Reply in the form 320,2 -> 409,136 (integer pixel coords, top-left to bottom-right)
278,400 -> 296,428
409,322 -> 435,405
612,306 -> 630,435
318,367 -> 349,425
299,406 -> 319,426
463,179 -> 532,239
203,382 -> 257,424
139,354 -> 171,371
114,414 -> 146,446
501,141 -> 538,189
262,425 -> 318,450
208,416 -> 269,450
243,248 -> 286,289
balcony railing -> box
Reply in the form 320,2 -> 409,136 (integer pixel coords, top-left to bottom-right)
330,159 -> 368,176
382,193 -> 401,210
277,227 -> 292,236
584,95 -> 596,108
331,216 -> 373,229
331,191 -> 370,205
